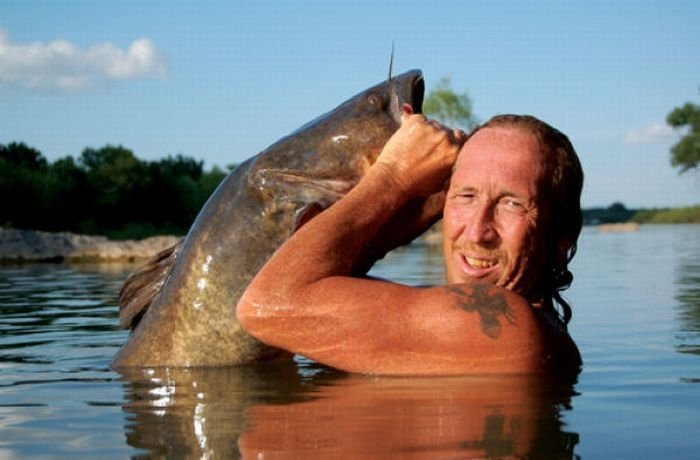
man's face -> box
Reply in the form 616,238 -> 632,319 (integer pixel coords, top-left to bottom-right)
442,126 -> 549,297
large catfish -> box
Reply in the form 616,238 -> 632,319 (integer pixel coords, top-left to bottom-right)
112,70 -> 425,367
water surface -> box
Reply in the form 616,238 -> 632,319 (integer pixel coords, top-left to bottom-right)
1,225 -> 699,458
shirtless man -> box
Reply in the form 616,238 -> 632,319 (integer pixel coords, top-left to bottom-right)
236,112 -> 583,376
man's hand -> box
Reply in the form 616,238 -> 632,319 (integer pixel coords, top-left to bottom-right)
375,110 -> 467,198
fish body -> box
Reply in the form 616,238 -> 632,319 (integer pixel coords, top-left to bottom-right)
112,70 -> 425,367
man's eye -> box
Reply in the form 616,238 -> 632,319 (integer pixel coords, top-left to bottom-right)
499,199 -> 526,213
456,193 -> 476,203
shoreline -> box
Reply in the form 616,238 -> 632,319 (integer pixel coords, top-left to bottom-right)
0,228 -> 181,263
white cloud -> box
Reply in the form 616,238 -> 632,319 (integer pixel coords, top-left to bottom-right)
0,28 -> 168,92
624,123 -> 675,145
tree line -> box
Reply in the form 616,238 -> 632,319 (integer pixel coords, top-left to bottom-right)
0,142 -> 228,239
583,202 -> 700,225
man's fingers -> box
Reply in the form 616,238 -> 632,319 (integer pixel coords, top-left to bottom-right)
420,117 -> 467,147
451,128 -> 468,146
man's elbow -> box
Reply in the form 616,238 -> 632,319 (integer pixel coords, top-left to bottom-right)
235,292 -> 262,335
235,289 -> 285,344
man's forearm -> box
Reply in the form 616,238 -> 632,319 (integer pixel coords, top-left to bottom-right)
350,191 -> 446,275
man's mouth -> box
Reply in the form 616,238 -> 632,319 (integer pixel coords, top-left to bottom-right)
457,253 -> 500,280
464,256 -> 497,269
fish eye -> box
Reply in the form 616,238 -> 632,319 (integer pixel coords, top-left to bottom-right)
367,93 -> 386,110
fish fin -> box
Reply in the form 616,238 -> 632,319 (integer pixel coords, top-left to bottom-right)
252,169 -> 356,202
293,201 -> 325,231
118,239 -> 183,330
250,168 -> 357,234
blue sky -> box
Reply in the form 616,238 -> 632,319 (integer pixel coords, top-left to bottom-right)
1,1 -> 698,208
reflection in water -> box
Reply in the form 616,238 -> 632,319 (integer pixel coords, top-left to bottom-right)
118,360 -> 579,459
674,233 -> 700,356
118,361 -> 321,458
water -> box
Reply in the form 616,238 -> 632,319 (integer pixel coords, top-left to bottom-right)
0,225 -> 699,459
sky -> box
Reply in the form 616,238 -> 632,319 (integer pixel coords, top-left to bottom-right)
1,1 -> 698,209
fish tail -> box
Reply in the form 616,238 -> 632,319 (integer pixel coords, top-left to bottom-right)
118,239 -> 183,330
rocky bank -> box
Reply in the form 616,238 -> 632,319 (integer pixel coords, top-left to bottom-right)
0,228 -> 181,262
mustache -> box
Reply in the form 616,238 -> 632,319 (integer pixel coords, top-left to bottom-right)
454,242 -> 504,259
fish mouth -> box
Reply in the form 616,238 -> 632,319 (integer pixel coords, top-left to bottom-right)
411,74 -> 424,114
389,70 -> 424,123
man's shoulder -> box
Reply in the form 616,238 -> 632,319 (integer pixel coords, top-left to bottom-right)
532,307 -> 582,375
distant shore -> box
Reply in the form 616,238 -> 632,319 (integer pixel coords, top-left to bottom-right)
0,228 -> 180,263
595,222 -> 641,233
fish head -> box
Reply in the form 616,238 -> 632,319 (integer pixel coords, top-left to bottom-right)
247,70 -> 425,234
251,70 -> 425,207
313,68 -> 425,173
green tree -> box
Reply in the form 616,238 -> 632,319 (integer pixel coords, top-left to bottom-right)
423,77 -> 477,130
43,156 -> 90,231
666,101 -> 700,173
79,145 -> 149,230
198,165 -> 227,201
0,140 -> 229,238
0,142 -> 47,171
0,143 -> 48,228
139,155 -> 205,231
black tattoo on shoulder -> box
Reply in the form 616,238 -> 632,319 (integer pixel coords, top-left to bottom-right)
446,284 -> 515,339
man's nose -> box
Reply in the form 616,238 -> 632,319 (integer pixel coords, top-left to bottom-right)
467,203 -> 497,244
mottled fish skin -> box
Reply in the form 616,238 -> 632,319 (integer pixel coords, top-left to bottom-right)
112,70 -> 425,368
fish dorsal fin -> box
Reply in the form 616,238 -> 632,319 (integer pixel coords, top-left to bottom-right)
118,239 -> 183,330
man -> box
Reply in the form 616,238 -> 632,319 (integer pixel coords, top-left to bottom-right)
236,111 -> 583,375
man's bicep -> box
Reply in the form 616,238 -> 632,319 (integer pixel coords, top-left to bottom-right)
286,280 -> 539,374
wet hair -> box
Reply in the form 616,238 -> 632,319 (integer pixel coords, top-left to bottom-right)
467,114 -> 584,325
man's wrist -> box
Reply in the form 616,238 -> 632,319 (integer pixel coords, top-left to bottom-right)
367,161 -> 415,203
